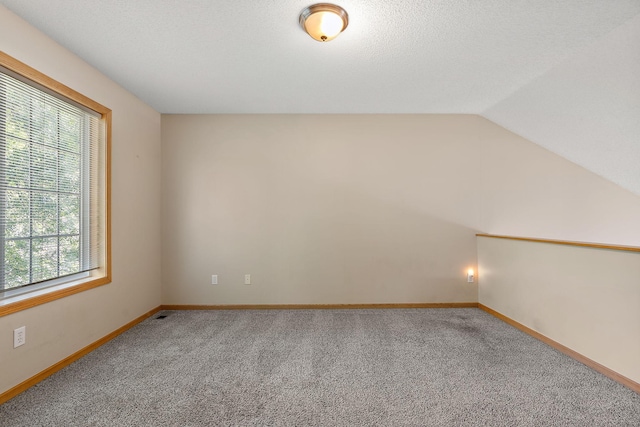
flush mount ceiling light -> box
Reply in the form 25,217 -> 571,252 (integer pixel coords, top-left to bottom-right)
299,3 -> 349,42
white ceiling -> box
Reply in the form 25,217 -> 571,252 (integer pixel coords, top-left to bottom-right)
484,13 -> 640,197
1,1 -> 639,194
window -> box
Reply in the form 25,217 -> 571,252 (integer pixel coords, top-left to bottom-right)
0,52 -> 110,316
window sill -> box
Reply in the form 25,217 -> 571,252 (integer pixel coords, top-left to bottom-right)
0,272 -> 111,317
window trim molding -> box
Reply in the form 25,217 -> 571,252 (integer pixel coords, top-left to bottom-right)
0,51 -> 111,317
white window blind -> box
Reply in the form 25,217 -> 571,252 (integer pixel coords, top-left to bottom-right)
0,67 -> 103,293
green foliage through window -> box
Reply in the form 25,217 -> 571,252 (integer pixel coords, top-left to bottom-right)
1,68 -> 100,292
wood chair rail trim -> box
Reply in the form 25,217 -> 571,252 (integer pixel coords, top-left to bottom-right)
476,233 -> 640,253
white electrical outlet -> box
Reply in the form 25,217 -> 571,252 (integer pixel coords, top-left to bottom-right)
244,274 -> 251,285
211,274 -> 218,285
14,326 -> 26,348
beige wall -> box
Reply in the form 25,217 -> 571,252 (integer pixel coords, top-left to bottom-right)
162,114 -> 640,306
479,118 -> 640,246
478,236 -> 640,384
163,113 -> 640,386
162,115 -> 483,305
476,119 -> 640,384
0,7 -> 162,394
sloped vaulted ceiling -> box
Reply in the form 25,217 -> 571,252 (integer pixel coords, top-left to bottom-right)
0,1 -> 639,195
484,13 -> 640,197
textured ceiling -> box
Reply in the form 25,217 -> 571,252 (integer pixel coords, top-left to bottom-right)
1,1 -> 639,194
484,13 -> 640,196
